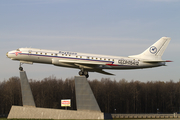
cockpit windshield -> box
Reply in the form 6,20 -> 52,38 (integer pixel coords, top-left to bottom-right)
16,49 -> 20,51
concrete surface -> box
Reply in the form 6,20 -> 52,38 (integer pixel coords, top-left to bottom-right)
8,75 -> 105,119
20,71 -> 36,107
8,106 -> 104,119
75,76 -> 101,112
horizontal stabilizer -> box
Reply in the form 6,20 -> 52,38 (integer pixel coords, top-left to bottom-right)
142,60 -> 173,63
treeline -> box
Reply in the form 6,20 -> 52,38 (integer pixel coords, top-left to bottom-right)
0,76 -> 180,114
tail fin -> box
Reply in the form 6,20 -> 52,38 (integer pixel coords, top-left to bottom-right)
129,37 -> 171,61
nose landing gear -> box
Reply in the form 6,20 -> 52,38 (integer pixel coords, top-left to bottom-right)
19,62 -> 23,71
78,70 -> 89,78
19,67 -> 23,71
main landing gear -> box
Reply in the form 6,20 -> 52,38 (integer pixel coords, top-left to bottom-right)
79,70 -> 89,78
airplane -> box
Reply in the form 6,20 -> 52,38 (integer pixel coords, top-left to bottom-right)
6,37 -> 171,78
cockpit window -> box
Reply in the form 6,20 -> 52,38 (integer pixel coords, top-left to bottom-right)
16,49 -> 20,51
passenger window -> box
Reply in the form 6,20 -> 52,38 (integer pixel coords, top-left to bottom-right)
92,57 -> 93,59
51,53 -> 53,56
62,54 -> 64,56
36,52 -> 38,54
100,58 -> 102,60
55,54 -> 57,56
108,59 -> 110,61
76,56 -> 78,58
96,58 -> 98,60
87,57 -> 89,59
45,53 -> 47,55
104,58 -> 106,60
113,59 -> 114,61
80,56 -> 82,58
69,55 -> 71,56
40,53 -> 42,54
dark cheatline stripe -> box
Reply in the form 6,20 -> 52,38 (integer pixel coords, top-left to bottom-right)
18,53 -> 114,64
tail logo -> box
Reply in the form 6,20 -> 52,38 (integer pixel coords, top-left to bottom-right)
149,46 -> 157,54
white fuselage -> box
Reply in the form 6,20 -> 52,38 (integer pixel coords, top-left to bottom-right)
7,48 -> 165,71
6,37 -> 171,77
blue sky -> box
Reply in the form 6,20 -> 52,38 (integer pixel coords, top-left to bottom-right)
1,0 -> 180,82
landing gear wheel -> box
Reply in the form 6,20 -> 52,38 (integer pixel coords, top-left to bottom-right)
19,67 -> 23,71
79,71 -> 84,76
85,74 -> 89,78
84,71 -> 88,76
78,70 -> 89,78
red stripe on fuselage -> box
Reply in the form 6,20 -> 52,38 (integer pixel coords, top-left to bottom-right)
106,64 -> 119,66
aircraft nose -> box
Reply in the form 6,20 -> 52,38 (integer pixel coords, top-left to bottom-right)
6,52 -> 9,57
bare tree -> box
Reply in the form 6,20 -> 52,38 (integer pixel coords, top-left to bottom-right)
1,76 -> 180,114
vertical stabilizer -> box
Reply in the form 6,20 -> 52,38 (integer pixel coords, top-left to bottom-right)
129,37 -> 171,60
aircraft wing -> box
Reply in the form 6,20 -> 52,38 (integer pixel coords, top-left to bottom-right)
59,59 -> 112,65
94,70 -> 115,75
58,59 -> 115,75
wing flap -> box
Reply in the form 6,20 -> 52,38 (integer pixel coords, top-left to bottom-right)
74,63 -> 94,69
95,70 -> 115,75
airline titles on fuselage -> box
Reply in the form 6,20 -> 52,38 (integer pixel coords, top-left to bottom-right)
118,59 -> 139,66
59,51 -> 77,55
